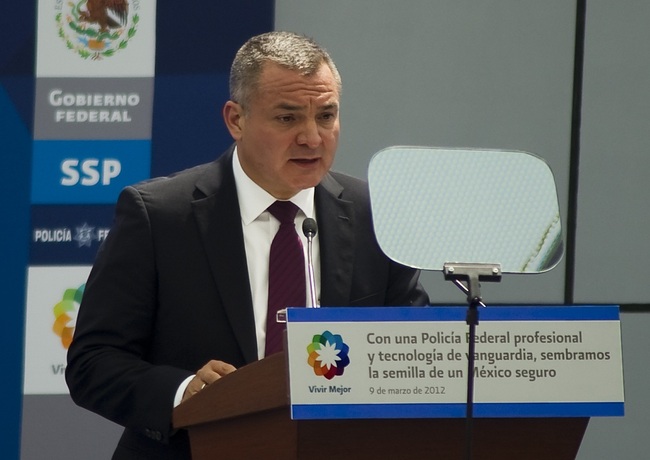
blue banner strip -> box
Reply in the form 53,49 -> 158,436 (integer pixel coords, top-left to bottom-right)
291,401 -> 624,420
31,139 -> 151,204
286,306 -> 620,323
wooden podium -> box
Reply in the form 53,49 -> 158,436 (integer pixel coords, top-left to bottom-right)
173,352 -> 589,459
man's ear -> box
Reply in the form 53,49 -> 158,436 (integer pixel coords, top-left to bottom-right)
223,101 -> 245,140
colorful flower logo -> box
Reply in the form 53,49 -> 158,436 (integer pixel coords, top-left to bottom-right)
307,330 -> 350,380
52,284 -> 85,349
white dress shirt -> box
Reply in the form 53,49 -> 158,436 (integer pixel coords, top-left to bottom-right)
232,149 -> 321,358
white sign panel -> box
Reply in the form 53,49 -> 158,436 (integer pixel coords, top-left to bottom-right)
36,0 -> 157,77
23,266 -> 91,394
285,306 -> 624,419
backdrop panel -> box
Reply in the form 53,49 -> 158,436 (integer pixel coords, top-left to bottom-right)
7,2 -> 274,459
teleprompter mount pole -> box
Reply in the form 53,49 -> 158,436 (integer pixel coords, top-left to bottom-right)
443,262 -> 502,460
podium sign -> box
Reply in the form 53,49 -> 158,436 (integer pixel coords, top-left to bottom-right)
285,306 -> 624,420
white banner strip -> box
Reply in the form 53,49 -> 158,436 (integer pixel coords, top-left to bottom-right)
286,306 -> 624,419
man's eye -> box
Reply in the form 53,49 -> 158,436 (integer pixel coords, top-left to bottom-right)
277,115 -> 294,123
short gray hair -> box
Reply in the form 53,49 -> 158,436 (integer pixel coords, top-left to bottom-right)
229,31 -> 342,109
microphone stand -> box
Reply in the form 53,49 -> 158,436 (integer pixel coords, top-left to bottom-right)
302,218 -> 319,309
443,262 -> 501,460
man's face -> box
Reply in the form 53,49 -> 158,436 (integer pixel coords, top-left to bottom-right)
223,62 -> 340,199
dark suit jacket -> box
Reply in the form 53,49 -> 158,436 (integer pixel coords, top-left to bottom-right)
66,146 -> 429,459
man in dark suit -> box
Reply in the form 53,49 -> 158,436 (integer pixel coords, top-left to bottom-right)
66,31 -> 429,459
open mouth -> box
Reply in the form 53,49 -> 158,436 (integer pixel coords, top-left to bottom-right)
291,158 -> 319,165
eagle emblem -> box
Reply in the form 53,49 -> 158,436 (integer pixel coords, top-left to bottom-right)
55,0 -> 139,60
79,0 -> 129,32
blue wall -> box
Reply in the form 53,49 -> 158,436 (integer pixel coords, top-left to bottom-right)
0,2 -> 35,457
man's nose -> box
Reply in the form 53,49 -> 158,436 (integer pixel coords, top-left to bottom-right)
296,120 -> 322,148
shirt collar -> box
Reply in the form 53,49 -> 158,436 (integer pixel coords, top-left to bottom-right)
232,147 -> 315,225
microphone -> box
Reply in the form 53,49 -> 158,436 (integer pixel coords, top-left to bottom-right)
302,218 -> 319,308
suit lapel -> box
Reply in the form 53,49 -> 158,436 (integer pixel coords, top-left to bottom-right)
191,149 -> 258,364
316,174 -> 355,306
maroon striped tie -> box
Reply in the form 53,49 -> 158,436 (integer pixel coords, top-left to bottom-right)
265,200 -> 306,356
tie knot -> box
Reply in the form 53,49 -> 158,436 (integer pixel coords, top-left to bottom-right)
268,200 -> 299,225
